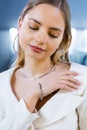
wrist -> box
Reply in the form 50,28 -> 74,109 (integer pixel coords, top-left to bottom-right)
24,87 -> 40,112
38,83 -> 44,100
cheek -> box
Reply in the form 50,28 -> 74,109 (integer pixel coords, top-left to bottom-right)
18,34 -> 27,51
48,38 -> 63,55
48,43 -> 58,55
56,36 -> 64,49
18,28 -> 29,48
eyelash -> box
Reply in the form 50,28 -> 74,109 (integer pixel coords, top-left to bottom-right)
49,33 -> 58,38
29,26 -> 58,38
29,26 -> 38,30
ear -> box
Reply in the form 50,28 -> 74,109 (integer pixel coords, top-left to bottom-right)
18,16 -> 23,30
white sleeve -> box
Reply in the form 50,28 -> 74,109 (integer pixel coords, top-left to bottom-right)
0,98 -> 39,130
77,86 -> 87,130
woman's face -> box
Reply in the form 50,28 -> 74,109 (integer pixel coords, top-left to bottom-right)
18,4 -> 65,61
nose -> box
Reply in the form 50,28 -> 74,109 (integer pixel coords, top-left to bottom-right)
35,29 -> 47,45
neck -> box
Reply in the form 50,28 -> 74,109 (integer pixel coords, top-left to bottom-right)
23,57 -> 53,77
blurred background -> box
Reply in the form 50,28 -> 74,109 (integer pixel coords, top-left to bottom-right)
0,0 -> 87,72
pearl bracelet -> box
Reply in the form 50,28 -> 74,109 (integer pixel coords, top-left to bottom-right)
38,83 -> 44,100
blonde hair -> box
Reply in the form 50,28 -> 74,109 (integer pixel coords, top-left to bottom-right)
17,0 -> 71,66
11,0 -> 72,85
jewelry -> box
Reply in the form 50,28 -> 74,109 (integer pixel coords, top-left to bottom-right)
38,83 -> 44,100
20,65 -> 55,80
13,34 -> 18,53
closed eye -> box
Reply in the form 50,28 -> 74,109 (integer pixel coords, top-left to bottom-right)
49,33 -> 60,38
29,26 -> 39,30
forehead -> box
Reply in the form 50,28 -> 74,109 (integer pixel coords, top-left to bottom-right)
24,4 -> 65,28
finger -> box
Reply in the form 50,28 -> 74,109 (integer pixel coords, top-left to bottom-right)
61,76 -> 81,85
62,84 -> 76,91
58,79 -> 80,90
60,71 -> 79,76
68,71 -> 80,76
56,84 -> 76,91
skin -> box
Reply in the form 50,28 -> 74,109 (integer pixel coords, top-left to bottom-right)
13,4 -> 80,112
18,4 -> 65,75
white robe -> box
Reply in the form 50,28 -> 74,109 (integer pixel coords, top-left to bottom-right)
0,62 -> 87,130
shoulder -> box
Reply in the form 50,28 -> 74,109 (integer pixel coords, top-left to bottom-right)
70,63 -> 87,97
70,62 -> 87,86
70,62 -> 87,74
0,67 -> 14,80
55,62 -> 87,74
0,67 -> 15,97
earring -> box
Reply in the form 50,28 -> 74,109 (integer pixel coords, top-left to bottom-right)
13,34 -> 18,53
58,49 -> 68,63
13,34 -> 23,53
62,49 -> 65,61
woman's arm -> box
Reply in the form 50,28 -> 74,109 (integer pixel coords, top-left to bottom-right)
39,68 -> 80,96
0,98 -> 39,130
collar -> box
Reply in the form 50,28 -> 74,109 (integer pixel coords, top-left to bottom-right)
1,63 -> 87,128
34,63 -> 87,128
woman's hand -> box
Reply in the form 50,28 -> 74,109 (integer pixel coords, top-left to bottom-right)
38,66 -> 81,97
23,64 -> 81,112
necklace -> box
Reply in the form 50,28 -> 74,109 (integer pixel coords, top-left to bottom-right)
20,65 -> 55,80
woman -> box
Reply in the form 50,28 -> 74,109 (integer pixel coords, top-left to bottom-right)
0,0 -> 87,130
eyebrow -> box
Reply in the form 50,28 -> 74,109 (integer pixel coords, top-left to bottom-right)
28,18 -> 41,25
28,18 -> 63,32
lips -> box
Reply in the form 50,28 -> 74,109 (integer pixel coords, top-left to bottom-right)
29,44 -> 46,53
